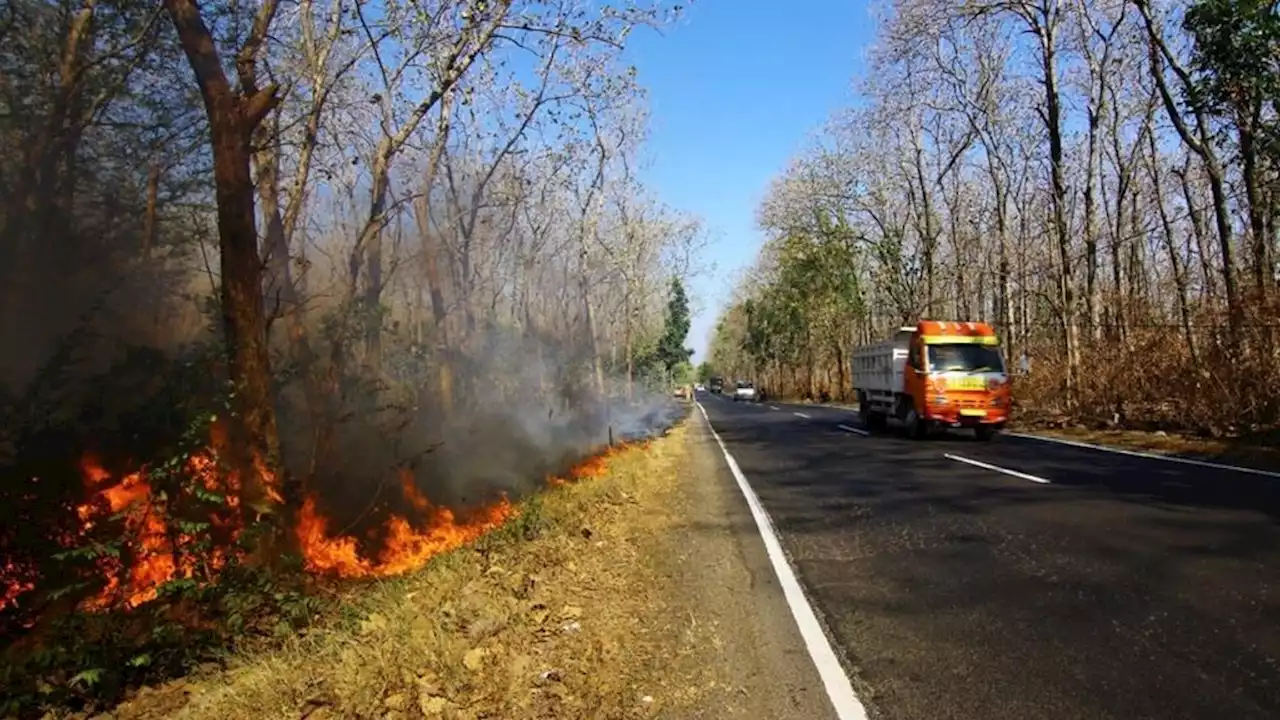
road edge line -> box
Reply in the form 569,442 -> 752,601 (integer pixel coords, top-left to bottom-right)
694,402 -> 868,720
944,452 -> 1052,484
837,424 -> 869,436
1006,432 -> 1280,479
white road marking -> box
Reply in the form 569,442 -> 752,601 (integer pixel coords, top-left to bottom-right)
1007,432 -> 1280,479
770,405 -> 780,411
794,412 -> 811,419
695,402 -> 868,720
945,453 -> 1051,484
837,424 -> 869,436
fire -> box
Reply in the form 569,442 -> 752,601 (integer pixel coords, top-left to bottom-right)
73,447 -> 242,611
296,471 -> 515,578
1,562 -> 36,612
558,440 -> 647,484
36,433 -> 636,611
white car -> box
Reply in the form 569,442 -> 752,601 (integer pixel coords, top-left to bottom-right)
732,382 -> 758,402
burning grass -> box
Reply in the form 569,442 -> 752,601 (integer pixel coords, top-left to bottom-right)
108,424 -> 690,720
1,421 -> 667,719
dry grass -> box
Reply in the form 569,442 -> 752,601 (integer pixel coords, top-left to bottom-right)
112,423 -> 712,720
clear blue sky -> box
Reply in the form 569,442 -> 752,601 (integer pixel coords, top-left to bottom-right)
625,0 -> 876,363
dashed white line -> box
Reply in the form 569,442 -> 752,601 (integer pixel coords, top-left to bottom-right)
770,405 -> 780,411
794,412 -> 811,419
695,402 -> 869,720
945,453 -> 1051,484
837,424 -> 869,436
1007,432 -> 1280,479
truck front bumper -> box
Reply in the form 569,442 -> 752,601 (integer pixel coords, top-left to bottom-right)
926,408 -> 1007,427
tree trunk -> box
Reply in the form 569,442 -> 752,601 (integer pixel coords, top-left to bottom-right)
1137,0 -> 1241,343
1146,133 -> 1198,364
1084,105 -> 1102,340
141,162 -> 160,259
1039,20 -> 1079,405
1175,158 -> 1216,301
1239,114 -> 1272,300
165,0 -> 284,520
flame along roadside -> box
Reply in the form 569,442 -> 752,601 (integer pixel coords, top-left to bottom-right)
3,435 -> 646,615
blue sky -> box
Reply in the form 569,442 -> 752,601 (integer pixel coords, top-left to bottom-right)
625,0 -> 877,363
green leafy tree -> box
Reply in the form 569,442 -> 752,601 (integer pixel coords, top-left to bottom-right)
695,361 -> 714,382
654,277 -> 694,375
1184,0 -> 1280,293
708,211 -> 864,399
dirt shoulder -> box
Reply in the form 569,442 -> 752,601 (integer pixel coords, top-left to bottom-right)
111,416 -> 833,720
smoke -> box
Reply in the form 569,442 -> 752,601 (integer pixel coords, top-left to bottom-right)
276,319 -> 685,539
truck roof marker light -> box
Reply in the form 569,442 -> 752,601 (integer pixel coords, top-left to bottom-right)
921,334 -> 999,345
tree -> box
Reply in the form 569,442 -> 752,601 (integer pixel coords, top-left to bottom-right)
654,277 -> 693,376
164,0 -> 286,520
1183,0 -> 1280,298
695,361 -> 714,382
708,0 -> 1279,433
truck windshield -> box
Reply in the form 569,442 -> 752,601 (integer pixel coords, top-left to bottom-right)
926,344 -> 1005,373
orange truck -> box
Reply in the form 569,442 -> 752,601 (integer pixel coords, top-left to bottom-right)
851,320 -> 1011,440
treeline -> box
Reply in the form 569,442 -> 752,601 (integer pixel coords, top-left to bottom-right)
1,0 -> 698,708
709,0 -> 1279,436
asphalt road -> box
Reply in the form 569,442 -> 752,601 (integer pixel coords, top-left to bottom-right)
697,392 -> 1280,720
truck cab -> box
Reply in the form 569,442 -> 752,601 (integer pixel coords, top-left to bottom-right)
853,320 -> 1011,440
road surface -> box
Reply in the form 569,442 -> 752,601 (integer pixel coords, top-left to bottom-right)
697,392 -> 1280,720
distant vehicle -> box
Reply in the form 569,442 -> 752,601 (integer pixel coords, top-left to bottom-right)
694,383 -> 705,392
732,381 -> 758,403
708,376 -> 724,394
851,320 -> 1010,441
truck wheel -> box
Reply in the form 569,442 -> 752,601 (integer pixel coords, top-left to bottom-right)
975,426 -> 998,442
904,408 -> 925,439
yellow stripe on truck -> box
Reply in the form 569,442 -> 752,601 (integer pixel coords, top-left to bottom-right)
921,335 -> 999,346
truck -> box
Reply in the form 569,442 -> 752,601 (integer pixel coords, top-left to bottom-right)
851,320 -> 1011,440
708,376 -> 724,394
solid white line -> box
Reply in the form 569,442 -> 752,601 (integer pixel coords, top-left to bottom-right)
695,402 -> 867,720
944,453 -> 1052,484
837,424 -> 870,436
1007,432 -> 1280,479
794,412 -> 811,419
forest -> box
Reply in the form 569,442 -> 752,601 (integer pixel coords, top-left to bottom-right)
0,0 -> 699,713
708,0 -> 1279,437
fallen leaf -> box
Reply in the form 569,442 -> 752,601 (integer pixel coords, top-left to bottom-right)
462,647 -> 488,671
383,692 -> 409,711
419,694 -> 451,716
359,612 -> 388,635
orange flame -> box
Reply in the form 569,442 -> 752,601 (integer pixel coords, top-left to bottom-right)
1,561 -> 36,612
296,472 -> 515,579
73,449 -> 242,611
47,435 -> 635,610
